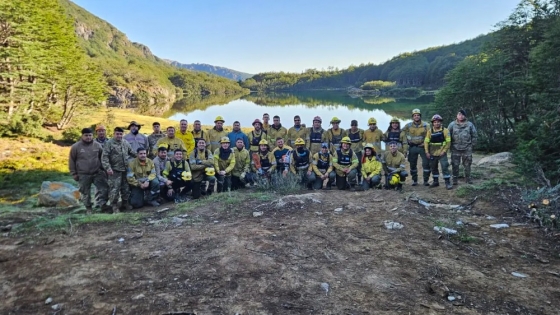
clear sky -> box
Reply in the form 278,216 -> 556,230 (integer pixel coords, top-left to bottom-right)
72,0 -> 520,74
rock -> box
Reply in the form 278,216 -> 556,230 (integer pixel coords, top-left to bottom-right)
334,208 -> 343,212
511,272 -> 528,278
51,304 -> 61,310
486,216 -> 496,220
45,297 -> 53,305
477,152 -> 512,166
0,225 -> 12,232
384,221 -> 404,230
456,221 -> 464,225
171,217 -> 185,226
133,294 -> 145,300
37,181 -> 80,207
118,238 -> 125,243
433,226 -> 457,235
272,193 -> 322,208
320,282 -> 329,295
252,211 -> 263,217
490,224 -> 509,229
429,280 -> 450,298
156,208 -> 170,213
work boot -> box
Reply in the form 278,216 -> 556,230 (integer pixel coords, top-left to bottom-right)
101,204 -> 112,213
325,182 -> 332,190
112,205 -> 120,214
452,177 -> 458,185
423,180 -> 430,187
396,184 -> 403,192
121,201 -> 133,211
85,207 -> 93,215
149,200 -> 160,207
429,180 -> 439,188
412,181 -> 418,186
445,179 -> 453,190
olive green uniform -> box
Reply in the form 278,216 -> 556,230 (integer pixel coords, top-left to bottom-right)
402,120 -> 430,184
102,138 -> 137,207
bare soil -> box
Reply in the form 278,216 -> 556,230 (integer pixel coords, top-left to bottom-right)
2,179 -> 560,315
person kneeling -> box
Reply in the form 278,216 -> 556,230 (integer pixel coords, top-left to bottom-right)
163,149 -> 192,202
189,139 -> 217,199
361,143 -> 382,190
382,141 -> 408,191
127,148 -> 160,208
290,138 -> 315,190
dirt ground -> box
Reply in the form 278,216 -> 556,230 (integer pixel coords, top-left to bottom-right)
2,157 -> 560,314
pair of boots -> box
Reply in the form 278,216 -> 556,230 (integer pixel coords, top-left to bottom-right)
429,178 -> 453,190
452,177 -> 473,185
112,201 -> 132,214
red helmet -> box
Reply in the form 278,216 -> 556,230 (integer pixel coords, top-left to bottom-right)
431,114 -> 443,122
313,116 -> 322,123
252,119 -> 262,126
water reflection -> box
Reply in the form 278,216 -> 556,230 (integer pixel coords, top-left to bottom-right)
166,91 -> 436,131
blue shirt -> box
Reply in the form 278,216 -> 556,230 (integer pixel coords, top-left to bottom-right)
228,130 -> 249,150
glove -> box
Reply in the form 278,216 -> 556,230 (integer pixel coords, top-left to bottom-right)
240,172 -> 246,179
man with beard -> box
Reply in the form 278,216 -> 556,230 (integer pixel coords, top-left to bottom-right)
69,128 -> 109,214
348,119 -> 364,183
448,109 -> 478,185
154,126 -> 187,160
383,118 -> 408,155
271,137 -> 293,178
231,138 -> 253,189
382,141 -> 408,191
188,139 -> 216,199
287,115 -> 307,148
251,139 -> 276,185
247,119 -> 268,154
332,136 -> 359,190
228,121 -> 249,149
191,120 -> 209,146
127,148 -> 160,208
153,145 -> 174,201
311,143 -> 336,190
268,115 -> 288,146
362,118 -> 383,157
402,109 -> 430,186
307,116 -> 325,155
95,125 -> 109,147
424,114 -> 452,190
102,127 -> 137,213
176,119 -> 195,155
208,116 -> 228,153
213,137 -> 236,193
323,117 -> 348,155
290,138 -> 314,190
147,122 -> 166,159
124,121 -> 150,156
163,149 -> 192,202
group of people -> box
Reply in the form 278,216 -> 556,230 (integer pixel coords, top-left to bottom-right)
68,109 -> 477,214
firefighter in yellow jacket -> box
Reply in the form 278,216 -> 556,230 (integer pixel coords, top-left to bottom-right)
424,114 -> 452,190
287,115 -> 308,147
332,136 -> 359,190
127,148 -> 160,208
402,108 -> 430,186
207,116 -> 228,153
323,117 -> 348,154
362,117 -> 384,156
311,143 -> 336,189
360,143 -> 382,190
188,139 -> 216,199
214,137 -> 236,193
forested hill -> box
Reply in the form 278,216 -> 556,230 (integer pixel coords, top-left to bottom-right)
165,61 -> 253,81
59,0 -> 248,104
241,34 -> 492,91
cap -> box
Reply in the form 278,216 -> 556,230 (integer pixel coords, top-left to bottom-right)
81,128 -> 93,134
95,124 -> 106,131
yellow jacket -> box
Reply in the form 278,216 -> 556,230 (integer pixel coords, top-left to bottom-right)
312,152 -> 334,176
191,129 -> 210,146
188,148 -> 214,182
126,158 -> 157,187
332,148 -> 359,176
213,148 -> 236,174
361,156 -> 382,178
402,120 -> 429,146
251,150 -> 276,173
268,124 -> 288,145
232,147 -> 251,177
323,128 -> 348,154
382,151 -> 407,173
207,128 -> 229,153
424,127 -> 451,156
176,130 -> 195,155
383,129 -> 408,154
247,129 -> 269,152
286,126 -> 308,147
154,137 -> 187,159
363,128 -> 384,154
347,128 -> 364,152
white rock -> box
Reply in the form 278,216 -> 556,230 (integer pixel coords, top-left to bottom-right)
45,297 -> 53,305
486,216 -> 496,220
118,238 -> 125,243
320,282 -> 329,295
490,224 -> 509,229
384,221 -> 404,230
51,304 -> 60,310
511,272 -> 528,278
133,294 -> 145,300
433,226 -> 458,234
252,211 -> 263,217
477,152 -> 512,166
334,208 -> 343,212
171,217 -> 185,225
447,296 -> 456,301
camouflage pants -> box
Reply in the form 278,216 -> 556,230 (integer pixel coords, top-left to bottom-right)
408,145 -> 430,183
451,148 -> 473,180
108,171 -> 130,206
78,171 -> 108,208
94,171 -> 109,207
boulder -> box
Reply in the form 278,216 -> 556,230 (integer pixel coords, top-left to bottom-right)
37,181 -> 80,207
476,152 -> 513,166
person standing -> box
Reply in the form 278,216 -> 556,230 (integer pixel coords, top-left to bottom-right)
124,121 -> 150,156
402,109 -> 430,186
207,116 -> 228,153
228,121 -> 249,149
102,127 -> 137,213
448,109 -> 478,185
323,117 -> 347,154
287,115 -> 308,148
127,148 -> 160,208
176,119 -> 195,155
147,122 -> 166,159
154,126 -> 187,159
362,118 -> 383,157
94,125 -> 109,147
69,128 -> 109,214
383,118 -> 408,155
268,115 -> 288,145
262,113 -> 271,133
214,137 -> 236,193
348,119 -> 364,182
247,119 -> 268,154
189,139 -> 216,199
424,114 -> 452,190
307,116 -> 325,155
192,120 -> 209,146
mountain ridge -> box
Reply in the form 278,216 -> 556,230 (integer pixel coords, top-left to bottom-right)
164,60 -> 253,81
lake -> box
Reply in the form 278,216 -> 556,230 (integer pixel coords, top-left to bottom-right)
164,91 -> 436,130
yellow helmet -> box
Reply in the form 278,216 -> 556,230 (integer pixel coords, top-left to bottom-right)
411,109 -> 421,116
363,143 -> 375,152
389,174 -> 400,186
214,116 -> 225,123
259,139 -> 268,145
220,137 -> 230,144
341,136 -> 352,144
368,118 -> 377,125
205,167 -> 215,176
181,171 -> 192,181
390,117 -> 400,123
294,138 -> 305,146
330,117 -> 341,123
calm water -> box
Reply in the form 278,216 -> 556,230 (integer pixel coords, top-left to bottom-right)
164,91 -> 436,130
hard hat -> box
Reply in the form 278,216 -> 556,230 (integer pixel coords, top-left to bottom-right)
259,139 -> 268,145
431,114 -> 443,122
390,118 -> 400,123
252,119 -> 262,126
95,124 -> 106,131
341,136 -> 352,144
368,118 -> 377,125
181,171 -> 192,181
313,116 -> 322,123
205,167 -> 215,176
214,116 -> 225,123
389,174 -> 400,186
220,137 -> 230,143
363,143 -> 376,152
294,138 -> 305,146
157,144 -> 169,151
412,109 -> 421,116
330,117 -> 341,123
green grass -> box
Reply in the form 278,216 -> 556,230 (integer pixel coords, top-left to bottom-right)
14,212 -> 143,233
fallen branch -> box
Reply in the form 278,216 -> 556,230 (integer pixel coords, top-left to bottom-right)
112,306 -> 117,315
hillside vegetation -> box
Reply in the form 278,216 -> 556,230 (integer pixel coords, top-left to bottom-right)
241,35 -> 491,91
166,60 -> 253,81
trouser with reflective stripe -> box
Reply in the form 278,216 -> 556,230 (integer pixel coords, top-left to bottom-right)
429,154 -> 450,182
408,145 -> 430,182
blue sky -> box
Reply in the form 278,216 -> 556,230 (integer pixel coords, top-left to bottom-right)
72,0 -> 520,74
